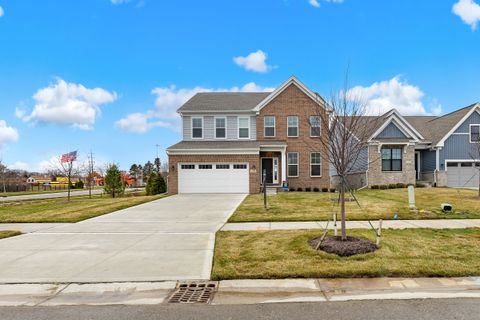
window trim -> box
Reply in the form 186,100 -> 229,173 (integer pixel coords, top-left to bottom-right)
287,116 -> 299,137
310,152 -> 322,177
238,117 -> 250,139
191,117 -> 203,139
469,124 -> 480,143
214,116 -> 227,139
287,152 -> 299,177
381,146 -> 403,172
309,116 -> 321,137
264,116 -> 276,138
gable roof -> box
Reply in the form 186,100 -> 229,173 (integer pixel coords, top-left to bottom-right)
253,76 -> 327,112
177,92 -> 270,113
368,109 -> 425,142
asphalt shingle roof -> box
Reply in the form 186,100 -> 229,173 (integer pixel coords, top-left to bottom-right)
177,92 -> 271,113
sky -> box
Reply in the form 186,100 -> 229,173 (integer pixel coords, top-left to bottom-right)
0,0 -> 479,172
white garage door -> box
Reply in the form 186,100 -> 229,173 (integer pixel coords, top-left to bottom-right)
178,163 -> 249,193
447,162 -> 479,188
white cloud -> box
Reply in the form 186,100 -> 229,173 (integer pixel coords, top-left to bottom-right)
347,76 -> 441,116
0,120 -> 19,147
453,0 -> 480,30
17,78 -> 117,130
309,0 -> 320,7
233,50 -> 273,73
0,6 -> 4,17
116,82 -> 274,134
8,161 -> 29,171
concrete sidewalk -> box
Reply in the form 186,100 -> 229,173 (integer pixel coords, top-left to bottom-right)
221,219 -> 480,231
0,277 -> 479,306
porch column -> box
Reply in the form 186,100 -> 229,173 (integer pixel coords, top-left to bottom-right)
281,149 -> 287,185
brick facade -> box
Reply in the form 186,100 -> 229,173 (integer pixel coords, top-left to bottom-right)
257,84 -> 330,190
167,154 -> 260,194
367,144 -> 416,186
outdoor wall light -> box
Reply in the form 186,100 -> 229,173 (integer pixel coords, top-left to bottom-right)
171,165 -> 175,172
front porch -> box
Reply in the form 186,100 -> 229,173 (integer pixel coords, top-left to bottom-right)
259,144 -> 287,189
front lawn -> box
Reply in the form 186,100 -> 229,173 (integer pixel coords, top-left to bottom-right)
230,188 -> 480,222
0,194 -> 167,223
212,228 -> 480,279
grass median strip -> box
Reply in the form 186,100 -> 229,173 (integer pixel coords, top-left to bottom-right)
212,228 -> 480,280
0,194 -> 167,223
230,188 -> 480,222
0,230 -> 22,239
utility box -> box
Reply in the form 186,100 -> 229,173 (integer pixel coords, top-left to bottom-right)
441,203 -> 453,213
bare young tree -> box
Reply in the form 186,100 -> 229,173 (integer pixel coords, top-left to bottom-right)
45,152 -> 80,201
313,78 -> 380,241
0,160 -> 7,193
469,142 -> 480,197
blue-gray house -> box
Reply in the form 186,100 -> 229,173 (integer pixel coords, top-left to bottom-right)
348,103 -> 480,188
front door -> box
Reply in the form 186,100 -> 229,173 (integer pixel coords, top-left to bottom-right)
261,158 -> 273,184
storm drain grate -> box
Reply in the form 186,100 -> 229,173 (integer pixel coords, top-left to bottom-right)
168,282 -> 217,304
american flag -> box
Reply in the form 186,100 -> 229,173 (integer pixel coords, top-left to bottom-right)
61,151 -> 77,163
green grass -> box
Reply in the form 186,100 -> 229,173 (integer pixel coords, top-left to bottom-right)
0,194 -> 167,223
212,228 -> 480,280
230,188 -> 480,222
0,187 -> 103,197
0,230 -> 22,239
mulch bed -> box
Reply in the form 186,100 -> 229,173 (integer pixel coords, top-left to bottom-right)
308,235 -> 378,257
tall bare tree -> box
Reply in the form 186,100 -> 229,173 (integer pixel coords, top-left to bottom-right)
0,160 -> 7,193
313,78 -> 380,241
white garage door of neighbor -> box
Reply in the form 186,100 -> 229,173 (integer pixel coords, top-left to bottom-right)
447,162 -> 480,188
178,163 -> 249,193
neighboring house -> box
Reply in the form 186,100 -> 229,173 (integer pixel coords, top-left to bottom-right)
26,175 -> 52,185
167,76 -> 480,194
167,76 -> 330,194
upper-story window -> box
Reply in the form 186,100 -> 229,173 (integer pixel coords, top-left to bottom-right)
264,116 -> 275,137
309,116 -> 321,137
470,124 -> 480,143
215,117 -> 226,139
192,117 -> 203,139
238,117 -> 250,139
382,146 -> 402,171
287,116 -> 298,137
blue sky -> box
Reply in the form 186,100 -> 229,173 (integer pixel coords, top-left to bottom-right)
0,0 -> 479,172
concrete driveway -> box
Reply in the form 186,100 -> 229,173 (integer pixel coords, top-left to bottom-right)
0,194 -> 246,283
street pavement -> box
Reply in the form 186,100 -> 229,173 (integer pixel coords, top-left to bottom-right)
0,194 -> 246,282
1,299 -> 479,320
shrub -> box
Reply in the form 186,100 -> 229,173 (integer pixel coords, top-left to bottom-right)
305,187 -> 312,192
104,164 -> 125,198
321,187 -> 329,192
297,187 -> 303,192
75,180 -> 84,189
396,183 -> 406,188
329,188 -> 336,193
313,187 -> 320,192
371,185 -> 379,189
388,183 -> 397,189
379,185 -> 388,190
415,182 -> 426,188
146,172 -> 167,195
289,187 -> 295,192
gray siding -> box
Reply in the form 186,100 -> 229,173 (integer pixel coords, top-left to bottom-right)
330,146 -> 368,176
183,114 -> 256,141
454,110 -> 480,133
376,122 -> 409,139
439,135 -> 477,170
420,150 -> 436,172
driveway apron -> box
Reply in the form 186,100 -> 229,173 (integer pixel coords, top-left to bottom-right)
0,194 -> 246,283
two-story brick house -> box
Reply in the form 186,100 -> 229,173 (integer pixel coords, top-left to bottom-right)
167,76 -> 480,193
166,76 -> 330,193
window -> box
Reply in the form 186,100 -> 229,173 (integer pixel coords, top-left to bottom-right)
264,116 -> 275,137
287,153 -> 299,177
216,164 -> 230,169
287,116 -> 298,137
192,117 -> 203,139
198,164 -> 212,169
215,117 -> 226,139
381,147 -> 402,171
310,116 -> 321,137
310,153 -> 321,177
233,164 -> 247,169
238,117 -> 250,139
181,164 -> 195,169
470,125 -> 480,143
447,162 -> 459,167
